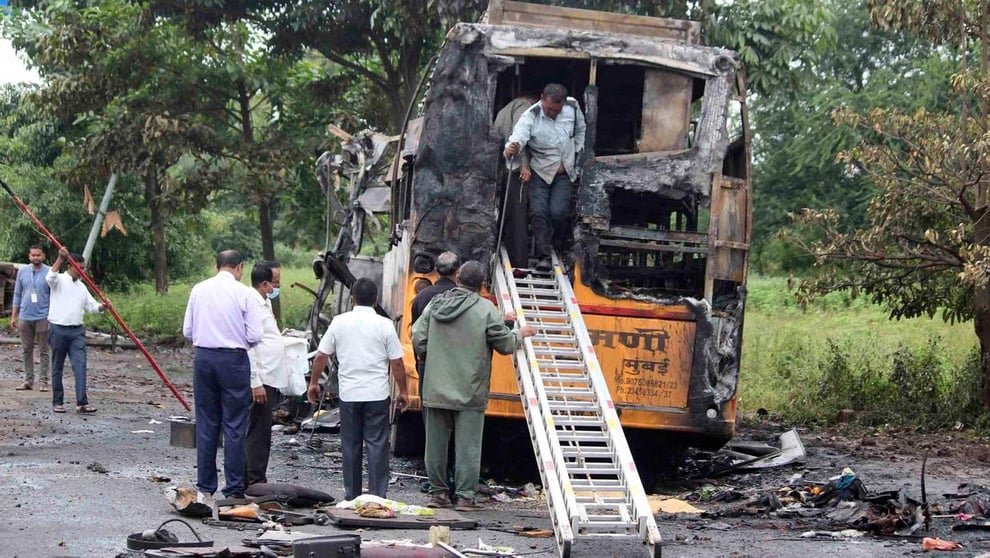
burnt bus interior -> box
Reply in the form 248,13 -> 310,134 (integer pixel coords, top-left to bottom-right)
493,56 -> 748,309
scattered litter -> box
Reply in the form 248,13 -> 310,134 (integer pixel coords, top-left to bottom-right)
335,494 -> 436,517
800,529 -> 865,539
148,419 -> 162,424
131,429 -> 154,434
356,502 -> 396,518
149,475 -> 171,483
164,485 -> 212,518
302,408 -> 341,432
922,537 -> 963,551
649,495 -> 703,515
87,462 -> 108,474
477,538 -> 515,554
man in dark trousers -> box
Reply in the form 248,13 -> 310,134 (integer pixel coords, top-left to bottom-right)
245,261 -> 287,486
183,250 -> 265,509
307,278 -> 409,501
412,261 -> 535,511
46,247 -> 105,414
504,83 -> 587,270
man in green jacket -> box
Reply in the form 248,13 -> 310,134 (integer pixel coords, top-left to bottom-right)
412,260 -> 535,511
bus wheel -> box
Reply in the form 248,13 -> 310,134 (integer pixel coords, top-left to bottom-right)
391,411 -> 425,457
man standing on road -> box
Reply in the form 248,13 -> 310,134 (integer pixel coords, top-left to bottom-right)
504,83 -> 586,271
11,245 -> 51,392
46,247 -> 105,414
183,250 -> 265,507
412,261 -> 536,510
307,278 -> 408,501
245,261 -> 288,487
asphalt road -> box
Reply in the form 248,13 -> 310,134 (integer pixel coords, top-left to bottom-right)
2,340 -> 990,558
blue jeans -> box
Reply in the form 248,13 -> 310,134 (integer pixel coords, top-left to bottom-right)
49,324 -> 87,407
528,173 -> 574,259
338,398 -> 391,500
193,347 -> 251,498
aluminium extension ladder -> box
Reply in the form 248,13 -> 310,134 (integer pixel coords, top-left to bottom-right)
491,247 -> 661,558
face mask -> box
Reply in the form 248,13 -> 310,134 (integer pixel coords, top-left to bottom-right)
267,287 -> 280,300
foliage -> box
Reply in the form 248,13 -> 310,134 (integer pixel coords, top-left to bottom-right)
740,277 -> 983,428
0,84 -> 212,288
752,2 -> 957,273
85,265 -> 322,340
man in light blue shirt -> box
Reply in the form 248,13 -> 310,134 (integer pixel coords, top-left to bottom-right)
11,245 -> 51,391
504,83 -> 587,271
183,250 -> 265,508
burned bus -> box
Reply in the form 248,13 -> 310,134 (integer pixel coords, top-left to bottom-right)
315,1 -> 751,479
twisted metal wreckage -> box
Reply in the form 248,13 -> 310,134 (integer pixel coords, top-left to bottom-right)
307,18 -> 748,441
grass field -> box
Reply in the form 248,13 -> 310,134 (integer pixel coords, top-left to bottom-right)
739,276 -> 980,427
2,270 -> 982,427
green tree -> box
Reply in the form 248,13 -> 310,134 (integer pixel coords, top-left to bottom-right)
752,2 -> 956,272
791,0 -> 990,403
4,0 -> 221,292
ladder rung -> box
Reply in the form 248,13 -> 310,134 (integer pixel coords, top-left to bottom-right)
517,287 -> 560,296
553,416 -> 604,427
570,481 -> 627,491
537,361 -> 585,370
544,386 -> 595,403
515,277 -> 557,286
547,402 -> 598,412
555,431 -> 608,442
567,467 -> 621,476
531,334 -> 575,343
533,348 -> 582,357
575,495 -> 629,504
540,374 -> 591,384
531,323 -> 573,332
562,449 -> 614,459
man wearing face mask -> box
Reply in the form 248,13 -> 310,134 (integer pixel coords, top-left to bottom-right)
245,261 -> 288,486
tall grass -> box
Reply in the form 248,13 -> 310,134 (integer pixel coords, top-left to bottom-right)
740,276 -> 983,428
4,270 -> 984,428
36,266 -> 325,342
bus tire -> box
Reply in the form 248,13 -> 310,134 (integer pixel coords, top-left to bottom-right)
391,410 -> 425,457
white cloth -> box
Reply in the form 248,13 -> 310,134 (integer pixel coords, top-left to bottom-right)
46,271 -> 101,326
182,270 -> 264,349
247,290 -> 288,390
505,98 -> 586,184
316,306 -> 403,402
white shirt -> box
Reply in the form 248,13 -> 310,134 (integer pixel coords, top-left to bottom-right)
316,306 -> 403,402
247,290 -> 288,390
46,271 -> 101,326
182,271 -> 264,350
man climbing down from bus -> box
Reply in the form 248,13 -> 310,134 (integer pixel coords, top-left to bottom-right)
412,261 -> 536,510
504,83 -> 586,271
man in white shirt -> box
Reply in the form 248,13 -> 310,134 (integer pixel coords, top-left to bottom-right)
46,247 -> 105,414
307,278 -> 409,500
245,261 -> 288,486
504,83 -> 587,271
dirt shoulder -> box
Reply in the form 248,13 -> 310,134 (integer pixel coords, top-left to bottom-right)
3,337 -> 990,557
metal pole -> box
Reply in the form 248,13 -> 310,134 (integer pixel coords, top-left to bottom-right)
0,177 -> 191,411
82,173 -> 117,265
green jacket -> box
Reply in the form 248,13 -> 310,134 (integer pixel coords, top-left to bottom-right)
412,287 -> 522,411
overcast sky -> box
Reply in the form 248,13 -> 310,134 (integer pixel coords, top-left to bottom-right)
1,38 -> 40,85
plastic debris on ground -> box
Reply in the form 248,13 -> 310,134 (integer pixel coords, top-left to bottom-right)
335,494 -> 436,517
301,407 -> 341,432
922,537 -> 963,550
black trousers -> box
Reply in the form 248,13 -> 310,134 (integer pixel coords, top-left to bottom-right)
245,384 -> 280,486
338,398 -> 391,500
